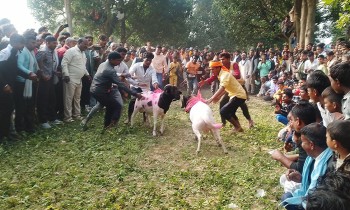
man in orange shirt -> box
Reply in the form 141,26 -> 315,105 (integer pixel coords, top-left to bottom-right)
185,55 -> 200,95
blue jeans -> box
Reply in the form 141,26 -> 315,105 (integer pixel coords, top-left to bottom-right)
276,114 -> 289,125
281,192 -> 304,210
156,73 -> 163,89
187,77 -> 198,95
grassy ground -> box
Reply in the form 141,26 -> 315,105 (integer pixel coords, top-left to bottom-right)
0,88 -> 285,210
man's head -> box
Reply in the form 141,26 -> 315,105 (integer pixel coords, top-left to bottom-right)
209,60 -> 223,77
85,35 -> 93,47
124,51 -> 131,62
329,62 -> 350,94
191,55 -> 199,64
300,123 -> 328,158
290,101 -> 316,132
38,26 -> 48,34
9,33 -> 25,51
308,51 -> 315,61
108,52 -> 123,66
116,47 -> 127,59
155,45 -> 162,55
77,38 -> 89,52
58,36 -> 67,47
24,35 -> 37,51
282,89 -> 293,104
65,37 -> 77,48
143,52 -> 154,68
219,52 -> 231,65
327,51 -> 334,61
45,36 -> 57,50
301,50 -> 308,61
307,70 -> 330,102
98,34 -> 108,48
306,43 -> 313,51
318,55 -> 325,64
241,53 -> 247,60
316,43 -> 325,55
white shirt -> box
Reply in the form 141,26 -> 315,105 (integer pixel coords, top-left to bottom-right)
61,46 -> 89,84
0,44 -> 12,61
127,62 -> 158,92
114,61 -> 129,76
238,59 -> 252,80
304,59 -> 318,73
151,53 -> 167,73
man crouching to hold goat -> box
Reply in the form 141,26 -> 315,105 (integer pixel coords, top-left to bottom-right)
199,60 -> 247,132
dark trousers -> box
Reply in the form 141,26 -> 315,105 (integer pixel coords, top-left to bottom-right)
0,92 -> 14,139
92,89 -> 123,127
127,87 -> 143,121
80,76 -> 91,110
219,93 -> 251,124
37,79 -> 56,123
14,81 -> 36,132
55,78 -> 64,120
220,95 -> 246,121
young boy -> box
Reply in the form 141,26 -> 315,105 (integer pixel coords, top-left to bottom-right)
168,54 -> 182,86
273,80 -> 289,103
317,86 -> 344,127
275,89 -> 294,125
329,62 -> 350,120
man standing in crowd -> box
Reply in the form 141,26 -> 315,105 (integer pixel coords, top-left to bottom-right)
61,38 -> 90,123
185,55 -> 200,95
36,36 -> 62,129
151,45 -> 167,88
15,34 -> 38,133
239,52 -> 252,92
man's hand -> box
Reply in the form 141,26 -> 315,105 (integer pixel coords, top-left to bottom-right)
198,80 -> 205,88
285,169 -> 302,183
63,76 -> 70,83
86,75 -> 92,82
135,93 -> 144,100
55,71 -> 62,78
3,85 -> 13,94
28,72 -> 38,81
138,83 -> 148,88
153,83 -> 159,90
271,150 -> 284,161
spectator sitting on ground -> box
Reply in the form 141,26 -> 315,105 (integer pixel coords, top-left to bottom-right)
317,86 -> 344,127
275,89 -> 294,125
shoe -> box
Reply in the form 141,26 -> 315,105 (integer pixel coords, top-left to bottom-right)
50,119 -> 63,125
64,118 -> 75,123
73,116 -> 83,121
41,122 -> 52,129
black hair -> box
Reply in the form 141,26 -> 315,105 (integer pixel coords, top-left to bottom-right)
144,52 -> 154,60
308,51 -> 314,57
317,43 -> 325,49
61,31 -> 70,37
9,34 -> 25,45
38,26 -> 48,33
321,86 -> 342,105
306,171 -> 350,210
108,52 -> 122,60
302,50 -> 308,55
77,38 -> 86,44
300,123 -> 327,149
84,35 -> 93,40
219,52 -> 231,59
98,34 -> 107,41
330,62 -> 350,88
307,70 -> 331,96
116,47 -> 127,53
300,84 -> 308,92
290,101 -> 316,125
23,29 -> 37,39
283,88 -> 294,98
327,120 -> 350,151
327,51 -> 334,56
45,36 -> 57,42
58,36 -> 66,42
41,32 -> 52,40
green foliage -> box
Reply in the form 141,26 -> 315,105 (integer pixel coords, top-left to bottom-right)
323,0 -> 350,31
0,90 -> 285,209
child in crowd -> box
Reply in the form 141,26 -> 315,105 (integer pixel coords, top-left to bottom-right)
273,80 -> 289,103
281,123 -> 333,210
275,89 -> 294,125
168,54 -> 182,87
327,120 -> 350,173
299,85 -> 310,101
317,86 -> 344,127
263,75 -> 278,101
329,62 -> 350,120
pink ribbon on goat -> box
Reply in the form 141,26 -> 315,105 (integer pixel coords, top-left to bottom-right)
185,90 -> 206,112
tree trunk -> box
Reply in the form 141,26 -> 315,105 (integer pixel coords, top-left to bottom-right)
64,0 -> 73,35
299,0 -> 308,49
294,0 -> 302,48
120,0 -> 126,44
305,0 -> 316,48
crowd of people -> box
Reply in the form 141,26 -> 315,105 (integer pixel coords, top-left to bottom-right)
1,18 -> 350,209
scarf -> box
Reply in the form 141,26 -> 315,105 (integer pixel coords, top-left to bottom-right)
282,148 -> 333,207
23,48 -> 39,98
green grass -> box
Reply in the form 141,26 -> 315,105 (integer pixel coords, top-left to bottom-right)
0,89 -> 285,210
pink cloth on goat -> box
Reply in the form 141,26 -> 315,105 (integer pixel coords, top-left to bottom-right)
185,90 -> 207,112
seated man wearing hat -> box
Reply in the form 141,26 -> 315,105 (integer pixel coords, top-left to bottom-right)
200,60 -> 247,132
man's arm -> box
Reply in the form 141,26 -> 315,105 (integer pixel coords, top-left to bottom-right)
61,50 -> 73,77
271,150 -> 294,169
207,86 -> 226,104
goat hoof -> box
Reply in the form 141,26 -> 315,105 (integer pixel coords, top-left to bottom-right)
196,150 -> 200,155
224,150 -> 228,154
152,131 -> 157,136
